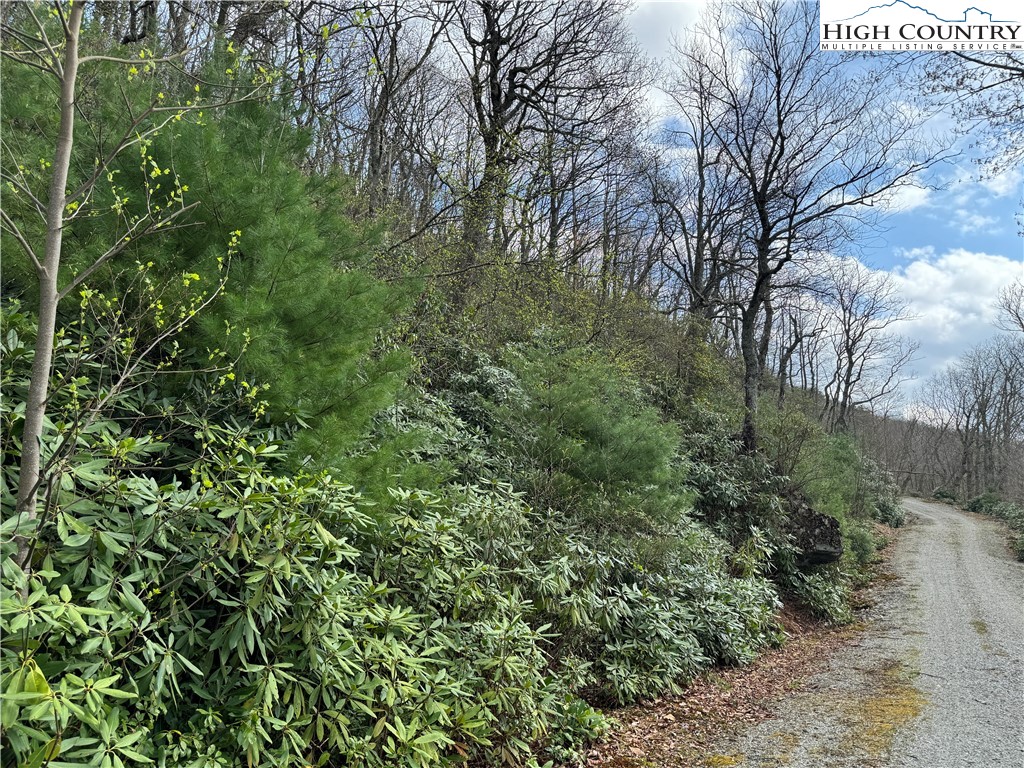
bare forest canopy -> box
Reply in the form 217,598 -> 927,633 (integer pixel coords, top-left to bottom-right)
29,0 -> 1015,486
1,2 -> 1022,767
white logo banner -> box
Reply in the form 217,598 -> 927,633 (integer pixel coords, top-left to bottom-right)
819,0 -> 1023,50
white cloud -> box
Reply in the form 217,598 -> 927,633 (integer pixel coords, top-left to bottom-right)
628,1 -> 705,60
981,166 -> 1024,198
893,245 -> 935,262
887,183 -> 932,213
886,248 -> 1023,384
938,163 -> 1022,220
951,209 -> 999,234
629,2 -> 709,119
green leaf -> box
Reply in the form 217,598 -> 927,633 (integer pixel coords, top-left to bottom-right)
393,715 -> 407,741
413,730 -> 451,745
25,662 -> 50,696
115,747 -> 153,763
23,737 -> 61,768
86,581 -> 113,602
63,533 -> 93,547
98,688 -> 137,700
120,589 -> 146,615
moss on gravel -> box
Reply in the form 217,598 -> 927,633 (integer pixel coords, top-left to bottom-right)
705,755 -> 744,766
841,660 -> 926,759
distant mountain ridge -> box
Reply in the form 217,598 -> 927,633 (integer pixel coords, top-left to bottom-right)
836,1 -> 1016,23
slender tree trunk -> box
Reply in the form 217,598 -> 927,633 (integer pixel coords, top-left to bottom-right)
777,352 -> 790,409
463,137 -> 505,250
757,297 -> 774,378
15,3 -> 84,568
740,301 -> 761,452
216,1 -> 231,31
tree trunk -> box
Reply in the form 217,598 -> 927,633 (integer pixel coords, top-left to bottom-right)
15,2 -> 84,568
740,301 -> 761,452
455,138 -> 509,306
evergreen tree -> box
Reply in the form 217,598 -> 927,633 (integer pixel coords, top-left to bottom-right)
497,338 -> 688,533
136,98 -> 416,473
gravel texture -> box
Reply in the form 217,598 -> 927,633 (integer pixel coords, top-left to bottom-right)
703,498 -> 1024,768
889,498 -> 1024,767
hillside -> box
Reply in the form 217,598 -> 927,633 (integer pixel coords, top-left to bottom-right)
1,3 -> 1021,767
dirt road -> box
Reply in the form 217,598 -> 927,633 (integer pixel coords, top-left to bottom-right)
706,498 -> 1024,768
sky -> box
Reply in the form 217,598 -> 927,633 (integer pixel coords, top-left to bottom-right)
628,0 -> 1024,398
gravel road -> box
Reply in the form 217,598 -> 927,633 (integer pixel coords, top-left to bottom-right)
703,498 -> 1024,768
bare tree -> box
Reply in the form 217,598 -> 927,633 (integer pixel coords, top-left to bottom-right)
915,338 -> 1024,500
998,278 -> 1024,333
671,0 -> 948,451
769,290 -> 828,409
447,0 -> 633,301
818,259 -> 918,431
920,52 -> 1024,175
351,1 -> 454,212
654,54 -> 748,322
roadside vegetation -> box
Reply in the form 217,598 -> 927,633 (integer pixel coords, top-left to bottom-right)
964,495 -> 1024,560
1,2 -> 1017,767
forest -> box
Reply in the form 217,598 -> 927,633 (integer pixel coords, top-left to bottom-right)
1,2 -> 1021,767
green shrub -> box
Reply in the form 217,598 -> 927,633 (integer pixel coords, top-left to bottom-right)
861,459 -> 905,528
966,492 -> 1000,513
874,496 -> 906,528
495,337 -> 686,532
417,340 -> 786,705
992,501 -> 1024,527
843,519 -> 878,567
0,302 -> 800,766
782,568 -> 853,624
777,431 -> 901,568
0,306 -> 571,767
1014,536 -> 1024,562
682,409 -> 788,549
933,487 -> 958,502
977,499 -> 1024,562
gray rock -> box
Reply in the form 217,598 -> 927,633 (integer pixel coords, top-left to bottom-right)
784,492 -> 843,565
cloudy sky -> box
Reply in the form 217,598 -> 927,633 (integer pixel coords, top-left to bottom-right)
628,0 -> 1024,397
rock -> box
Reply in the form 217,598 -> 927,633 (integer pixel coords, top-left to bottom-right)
784,492 -> 843,566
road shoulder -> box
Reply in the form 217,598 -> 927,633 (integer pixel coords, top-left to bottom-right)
583,528 -> 905,768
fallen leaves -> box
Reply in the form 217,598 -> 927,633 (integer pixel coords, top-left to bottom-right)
578,604 -> 864,768
578,537 -> 902,768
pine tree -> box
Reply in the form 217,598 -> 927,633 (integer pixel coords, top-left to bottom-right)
497,338 -> 687,532
2,54 -> 418,480
147,98 -> 417,473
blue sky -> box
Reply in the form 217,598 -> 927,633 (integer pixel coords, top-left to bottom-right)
630,0 -> 1024,392
877,161 -> 1020,265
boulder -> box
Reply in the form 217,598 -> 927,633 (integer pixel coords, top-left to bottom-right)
784,492 -> 843,566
